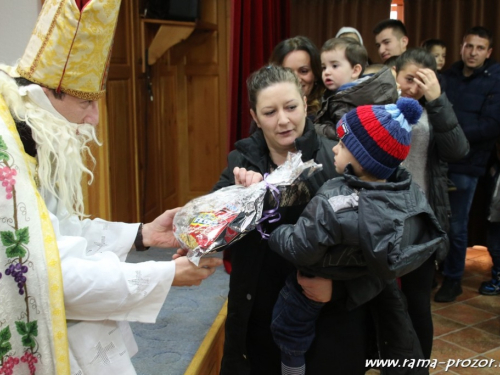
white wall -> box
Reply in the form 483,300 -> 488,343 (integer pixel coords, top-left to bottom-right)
0,1 -> 41,65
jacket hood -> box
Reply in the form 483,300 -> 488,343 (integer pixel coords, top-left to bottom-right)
325,66 -> 398,108
342,165 -> 412,191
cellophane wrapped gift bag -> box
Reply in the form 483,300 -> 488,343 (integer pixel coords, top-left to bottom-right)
173,152 -> 323,265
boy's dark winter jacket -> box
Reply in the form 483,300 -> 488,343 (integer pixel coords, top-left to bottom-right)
215,122 -> 429,374
214,120 -> 345,375
269,166 -> 447,280
314,66 -> 398,140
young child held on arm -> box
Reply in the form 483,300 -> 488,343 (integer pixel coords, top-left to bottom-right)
314,37 -> 398,140
269,98 -> 447,375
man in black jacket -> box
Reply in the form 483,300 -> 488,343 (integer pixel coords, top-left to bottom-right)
436,26 -> 500,302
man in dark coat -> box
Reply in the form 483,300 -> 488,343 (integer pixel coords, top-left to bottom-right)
436,26 -> 500,302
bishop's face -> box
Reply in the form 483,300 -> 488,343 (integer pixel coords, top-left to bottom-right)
43,88 -> 100,126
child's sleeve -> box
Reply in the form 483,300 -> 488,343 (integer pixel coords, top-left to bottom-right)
268,195 -> 341,267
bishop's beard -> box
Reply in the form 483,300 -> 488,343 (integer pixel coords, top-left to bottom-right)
0,70 -> 99,218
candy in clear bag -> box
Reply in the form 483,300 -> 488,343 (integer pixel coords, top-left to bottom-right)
173,151 -> 323,265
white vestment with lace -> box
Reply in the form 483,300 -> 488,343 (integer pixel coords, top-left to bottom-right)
43,193 -> 175,375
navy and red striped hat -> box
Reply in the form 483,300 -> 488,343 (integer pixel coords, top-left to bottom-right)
336,97 -> 422,179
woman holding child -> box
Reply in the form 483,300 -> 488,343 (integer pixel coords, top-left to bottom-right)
214,65 -> 425,375
214,65 -> 372,374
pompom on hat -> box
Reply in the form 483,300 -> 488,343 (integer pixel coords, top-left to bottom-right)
16,0 -> 122,101
336,97 -> 423,179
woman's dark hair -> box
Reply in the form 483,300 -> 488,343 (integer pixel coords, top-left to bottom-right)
247,65 -> 303,134
395,48 -> 437,73
421,38 -> 447,51
269,36 -> 324,114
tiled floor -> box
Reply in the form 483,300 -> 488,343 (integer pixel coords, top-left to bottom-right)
367,246 -> 500,374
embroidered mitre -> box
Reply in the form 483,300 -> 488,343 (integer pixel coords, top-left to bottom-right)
16,0 -> 122,100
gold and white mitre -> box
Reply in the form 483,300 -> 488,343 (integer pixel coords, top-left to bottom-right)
17,0 -> 122,100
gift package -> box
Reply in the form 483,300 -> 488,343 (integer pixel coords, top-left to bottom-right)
173,152 -> 323,265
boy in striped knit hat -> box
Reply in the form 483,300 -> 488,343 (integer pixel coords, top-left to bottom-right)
268,98 -> 447,375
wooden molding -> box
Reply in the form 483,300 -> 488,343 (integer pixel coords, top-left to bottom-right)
141,18 -> 217,72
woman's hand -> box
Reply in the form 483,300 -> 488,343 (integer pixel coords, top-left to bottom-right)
233,167 -> 263,187
297,271 -> 332,303
415,68 -> 441,102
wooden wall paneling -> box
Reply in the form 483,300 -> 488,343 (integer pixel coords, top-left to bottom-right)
137,0 -> 159,221
106,0 -> 140,222
138,69 -> 161,223
141,61 -> 180,223
175,56 -> 191,205
127,0 -> 141,222
183,25 -> 222,201
186,73 -> 220,200
200,0 -> 218,23
125,0 -> 230,212
218,0 -> 230,172
180,0 -> 228,202
159,66 -> 180,212
106,80 -> 139,222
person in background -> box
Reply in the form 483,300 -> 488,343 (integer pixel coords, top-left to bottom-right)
421,38 -> 447,71
373,19 -> 409,62
336,26 -> 364,45
0,1 -> 221,373
479,139 -> 500,295
269,36 -> 325,116
314,37 -> 398,140
213,65 -> 375,375
435,26 -> 500,302
394,48 -> 469,357
336,26 -> 374,65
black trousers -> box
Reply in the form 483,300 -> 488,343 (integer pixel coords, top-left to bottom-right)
400,255 -> 436,359
370,280 -> 428,375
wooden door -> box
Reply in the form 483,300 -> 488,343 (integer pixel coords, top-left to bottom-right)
141,0 -> 230,222
85,0 -> 140,222
84,0 -> 230,223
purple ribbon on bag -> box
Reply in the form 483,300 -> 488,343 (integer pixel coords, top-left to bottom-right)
256,173 -> 281,239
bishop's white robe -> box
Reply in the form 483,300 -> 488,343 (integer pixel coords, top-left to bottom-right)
43,192 -> 176,375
